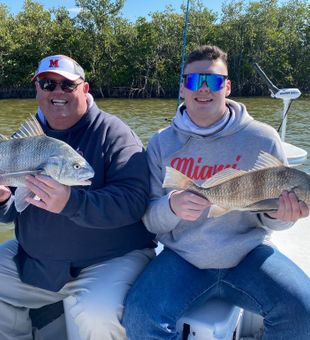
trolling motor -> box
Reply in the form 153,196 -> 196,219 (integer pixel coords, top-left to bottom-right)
254,63 -> 307,166
253,63 -> 301,141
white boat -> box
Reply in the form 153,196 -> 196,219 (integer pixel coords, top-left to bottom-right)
253,62 -> 307,167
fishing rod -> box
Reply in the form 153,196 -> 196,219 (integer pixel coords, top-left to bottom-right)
177,0 -> 190,107
165,0 -> 190,123
253,63 -> 301,141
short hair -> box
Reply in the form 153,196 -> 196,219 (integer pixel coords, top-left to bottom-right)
184,45 -> 228,70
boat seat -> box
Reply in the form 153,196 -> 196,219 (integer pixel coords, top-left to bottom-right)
177,299 -> 243,340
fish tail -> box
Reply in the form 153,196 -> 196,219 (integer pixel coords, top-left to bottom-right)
163,167 -> 194,190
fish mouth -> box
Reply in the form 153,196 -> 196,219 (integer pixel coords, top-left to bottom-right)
79,179 -> 92,186
51,99 -> 68,106
78,171 -> 95,186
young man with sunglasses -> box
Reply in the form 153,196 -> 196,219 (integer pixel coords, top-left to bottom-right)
0,54 -> 156,339
123,45 -> 310,339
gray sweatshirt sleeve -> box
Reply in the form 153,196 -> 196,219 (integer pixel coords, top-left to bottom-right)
143,135 -> 181,234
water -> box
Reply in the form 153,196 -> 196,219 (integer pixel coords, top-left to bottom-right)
0,96 -> 309,242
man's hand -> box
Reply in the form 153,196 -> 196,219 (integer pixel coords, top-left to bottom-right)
170,190 -> 211,221
0,185 -> 11,203
25,175 -> 71,213
267,191 -> 309,222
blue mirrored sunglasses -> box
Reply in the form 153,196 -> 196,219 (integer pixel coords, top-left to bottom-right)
183,73 -> 228,92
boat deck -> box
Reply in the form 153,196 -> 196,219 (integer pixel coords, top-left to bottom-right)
271,215 -> 310,276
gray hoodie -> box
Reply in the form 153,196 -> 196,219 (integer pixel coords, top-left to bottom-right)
143,99 -> 293,269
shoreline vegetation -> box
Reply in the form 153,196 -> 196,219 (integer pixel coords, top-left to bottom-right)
0,86 -> 179,99
0,88 -> 309,100
0,0 -> 309,99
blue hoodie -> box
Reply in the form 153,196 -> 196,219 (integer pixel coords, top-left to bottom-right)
0,102 -> 155,291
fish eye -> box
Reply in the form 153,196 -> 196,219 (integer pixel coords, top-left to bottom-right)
73,163 -> 81,170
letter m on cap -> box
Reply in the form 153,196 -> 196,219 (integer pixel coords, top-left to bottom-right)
49,59 -> 59,68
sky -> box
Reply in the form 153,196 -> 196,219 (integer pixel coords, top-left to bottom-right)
1,0 -> 226,21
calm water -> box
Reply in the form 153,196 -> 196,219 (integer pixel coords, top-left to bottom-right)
0,96 -> 309,241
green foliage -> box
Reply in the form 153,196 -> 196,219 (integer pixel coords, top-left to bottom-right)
0,4 -> 14,84
0,0 -> 309,96
49,7 -> 81,56
216,0 -> 309,95
74,0 -> 125,96
9,0 -> 53,85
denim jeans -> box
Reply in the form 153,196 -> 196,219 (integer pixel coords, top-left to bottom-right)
123,244 -> 310,340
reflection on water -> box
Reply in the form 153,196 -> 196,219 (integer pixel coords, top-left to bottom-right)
0,96 -> 309,241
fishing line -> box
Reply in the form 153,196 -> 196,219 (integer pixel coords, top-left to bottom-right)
178,0 -> 190,106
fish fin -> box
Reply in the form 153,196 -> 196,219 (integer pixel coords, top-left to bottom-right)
202,152 -> 283,189
15,187 -> 35,212
244,198 -> 279,212
201,168 -> 247,188
208,205 -> 231,218
0,134 -> 9,141
11,115 -> 44,139
250,151 -> 283,171
163,167 -> 194,190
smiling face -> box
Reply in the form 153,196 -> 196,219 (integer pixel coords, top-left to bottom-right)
35,73 -> 89,130
180,59 -> 231,127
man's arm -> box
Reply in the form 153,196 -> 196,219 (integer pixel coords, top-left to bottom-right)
26,139 -> 150,229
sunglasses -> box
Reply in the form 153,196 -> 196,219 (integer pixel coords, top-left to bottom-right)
37,79 -> 83,92
183,73 -> 228,92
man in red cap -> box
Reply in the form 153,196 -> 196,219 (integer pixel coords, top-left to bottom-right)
0,54 -> 156,339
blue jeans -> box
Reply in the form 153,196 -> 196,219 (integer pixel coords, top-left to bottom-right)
123,245 -> 310,339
